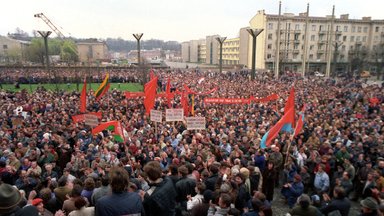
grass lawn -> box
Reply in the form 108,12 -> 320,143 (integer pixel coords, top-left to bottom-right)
0,83 -> 143,93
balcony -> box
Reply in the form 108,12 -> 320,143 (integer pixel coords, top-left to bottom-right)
318,40 -> 326,44
317,50 -> 325,54
318,30 -> 327,35
335,31 -> 342,35
293,40 -> 300,44
292,49 -> 300,53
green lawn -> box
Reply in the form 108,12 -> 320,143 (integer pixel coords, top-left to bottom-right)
0,83 -> 143,93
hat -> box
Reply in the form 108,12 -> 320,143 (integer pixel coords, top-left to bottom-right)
361,197 -> 378,210
0,184 -> 22,214
31,198 -> 43,206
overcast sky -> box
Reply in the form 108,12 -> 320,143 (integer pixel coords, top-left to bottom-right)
1,0 -> 383,42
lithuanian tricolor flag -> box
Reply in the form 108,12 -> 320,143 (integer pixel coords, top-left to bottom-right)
92,121 -> 125,142
95,73 -> 110,101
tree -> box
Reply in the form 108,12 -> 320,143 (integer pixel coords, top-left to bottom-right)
371,42 -> 384,80
24,38 -> 45,64
348,44 -> 369,76
61,40 -> 78,64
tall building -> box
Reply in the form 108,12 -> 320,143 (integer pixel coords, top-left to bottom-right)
182,9 -> 384,75
251,10 -> 384,74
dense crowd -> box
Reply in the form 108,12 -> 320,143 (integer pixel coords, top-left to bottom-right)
0,68 -> 383,216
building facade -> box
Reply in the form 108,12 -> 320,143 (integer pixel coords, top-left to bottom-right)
77,40 -> 108,64
0,36 -> 29,64
182,9 -> 384,75
251,10 -> 384,74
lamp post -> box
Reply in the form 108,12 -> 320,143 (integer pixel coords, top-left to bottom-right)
133,33 -> 144,84
37,31 -> 58,91
247,28 -> 264,80
215,37 -> 226,73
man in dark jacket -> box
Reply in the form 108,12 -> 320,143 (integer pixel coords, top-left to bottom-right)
320,187 -> 351,216
95,167 -> 144,216
142,161 -> 177,216
176,165 -> 196,214
205,164 -> 219,191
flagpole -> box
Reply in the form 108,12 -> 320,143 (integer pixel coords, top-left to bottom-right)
285,134 -> 295,165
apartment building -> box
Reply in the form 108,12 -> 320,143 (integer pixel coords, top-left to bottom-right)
77,39 -> 108,64
251,10 -> 384,74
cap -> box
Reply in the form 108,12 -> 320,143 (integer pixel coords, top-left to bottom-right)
361,197 -> 378,210
32,198 -> 43,206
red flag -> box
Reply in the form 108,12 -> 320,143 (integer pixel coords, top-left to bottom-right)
149,69 -> 155,80
144,77 -> 158,114
294,104 -> 306,138
80,78 -> 87,113
260,107 -> 295,148
166,78 -> 172,108
181,92 -> 189,116
282,86 -> 295,131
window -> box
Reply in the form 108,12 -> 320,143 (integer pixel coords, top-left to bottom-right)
356,36 -> 361,42
341,45 -> 346,51
362,36 -> 367,42
294,44 -> 299,49
319,25 -> 323,31
336,35 -> 341,41
312,25 -> 316,31
268,34 -> 273,40
311,35 -> 315,41
363,27 -> 368,33
351,36 -> 355,42
352,26 -> 356,32
344,26 -> 348,32
343,36 -> 347,42
309,54 -> 313,60
318,44 -> 324,50
358,26 -> 362,32
376,26 -> 380,32
295,24 -> 300,30
350,45 -> 354,50
267,54 -> 272,59
268,23 -> 274,30
293,53 -> 299,59
336,26 -> 341,31
267,44 -> 272,49
294,34 -> 300,40
374,36 -> 379,41
2,45 -> 7,49
340,55 -> 345,61
319,35 -> 324,41
310,45 -> 314,50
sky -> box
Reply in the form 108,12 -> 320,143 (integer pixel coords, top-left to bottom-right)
1,0 -> 383,43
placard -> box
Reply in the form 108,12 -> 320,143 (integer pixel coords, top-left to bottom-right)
150,109 -> 162,123
186,117 -> 206,130
166,109 -> 184,122
84,114 -> 99,127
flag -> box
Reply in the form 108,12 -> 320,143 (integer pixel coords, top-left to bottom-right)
80,78 -> 87,113
166,78 -> 172,108
149,69 -> 155,80
294,104 -> 306,138
92,121 -> 124,142
95,73 -> 109,101
281,86 -> 295,132
191,94 -> 195,116
144,77 -> 158,114
260,108 -> 294,149
181,92 -> 189,116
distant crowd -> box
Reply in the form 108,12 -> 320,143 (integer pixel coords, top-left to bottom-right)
0,68 -> 383,216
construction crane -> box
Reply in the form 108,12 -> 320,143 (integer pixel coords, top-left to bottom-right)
34,13 -> 66,39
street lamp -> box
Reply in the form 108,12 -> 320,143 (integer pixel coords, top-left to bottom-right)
37,31 -> 58,91
247,28 -> 264,80
215,37 -> 226,73
133,33 -> 144,84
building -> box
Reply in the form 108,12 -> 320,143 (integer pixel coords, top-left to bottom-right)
76,39 -> 109,64
251,10 -> 384,74
182,9 -> 384,75
0,36 -> 29,64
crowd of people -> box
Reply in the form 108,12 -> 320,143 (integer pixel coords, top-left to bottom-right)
0,68 -> 383,216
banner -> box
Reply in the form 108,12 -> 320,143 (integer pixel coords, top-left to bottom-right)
125,92 -> 145,98
150,109 -> 162,123
204,94 -> 279,104
204,98 -> 251,104
84,114 -> 99,127
72,112 -> 102,123
166,109 -> 184,122
186,117 -> 206,130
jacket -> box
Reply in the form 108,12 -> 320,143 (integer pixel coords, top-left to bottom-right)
207,206 -> 230,216
320,197 -> 351,216
95,191 -> 144,216
205,173 -> 219,191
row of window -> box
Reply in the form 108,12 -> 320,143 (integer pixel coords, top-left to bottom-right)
267,33 -> 384,44
268,23 -> 384,33
266,53 -> 346,61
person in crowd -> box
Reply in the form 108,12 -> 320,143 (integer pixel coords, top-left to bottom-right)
289,194 -> 321,216
95,166 -> 144,215
320,187 -> 351,216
